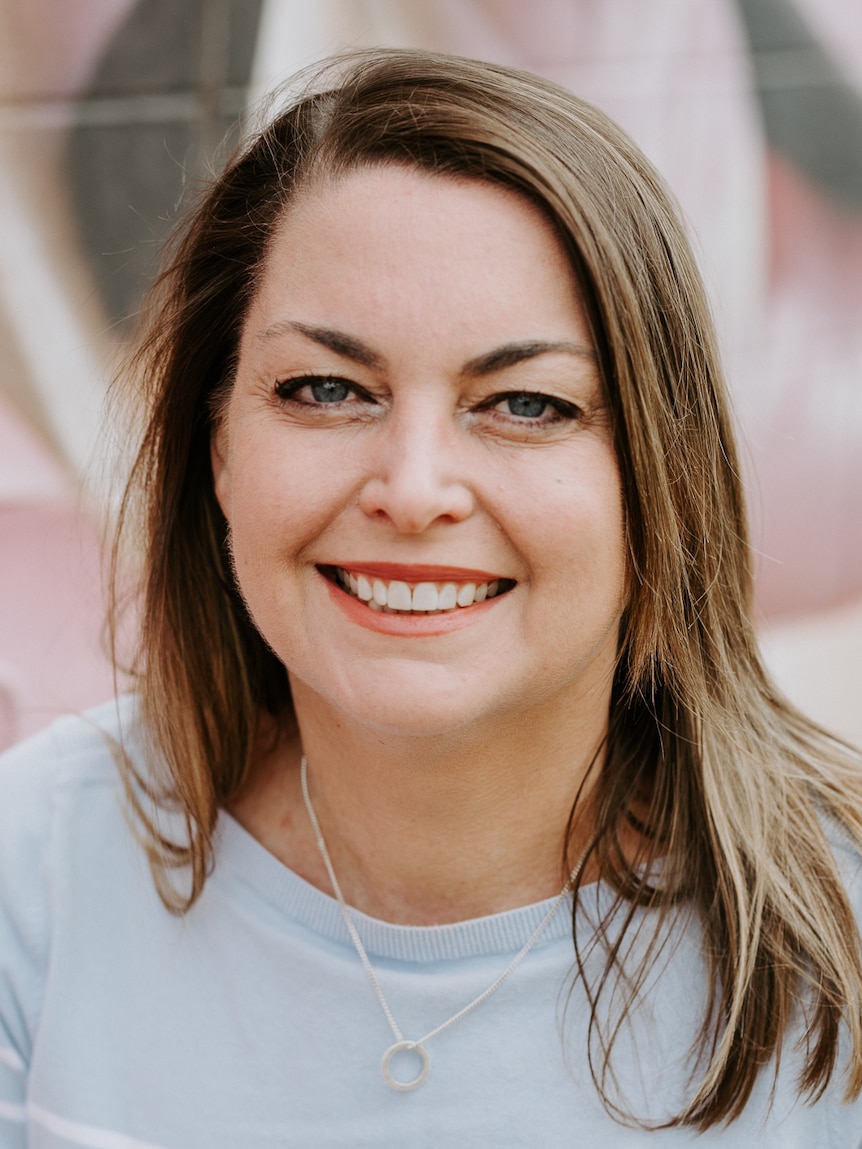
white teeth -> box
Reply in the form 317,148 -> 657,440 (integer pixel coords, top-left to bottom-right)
411,583 -> 439,612
335,568 -> 508,613
386,581 -> 413,611
438,583 -> 458,610
456,583 -> 476,607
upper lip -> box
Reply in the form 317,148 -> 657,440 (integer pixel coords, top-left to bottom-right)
324,562 -> 510,582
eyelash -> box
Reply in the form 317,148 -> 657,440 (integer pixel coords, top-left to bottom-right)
274,375 -> 369,406
477,392 -> 580,426
273,374 -> 580,426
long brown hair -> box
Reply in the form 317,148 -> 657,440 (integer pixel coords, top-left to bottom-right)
111,49 -> 862,1129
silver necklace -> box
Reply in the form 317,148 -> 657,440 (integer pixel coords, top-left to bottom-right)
300,755 -> 584,1092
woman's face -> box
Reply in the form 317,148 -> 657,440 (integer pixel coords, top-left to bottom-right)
212,166 -> 627,738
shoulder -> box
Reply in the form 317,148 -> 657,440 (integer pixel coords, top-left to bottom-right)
0,695 -> 149,946
0,692 -> 144,910
0,697 -> 144,1078
0,696 -> 140,842
0,694 -> 140,776
0,695 -> 147,954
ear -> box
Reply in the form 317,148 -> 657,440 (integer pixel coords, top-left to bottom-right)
211,424 -> 232,519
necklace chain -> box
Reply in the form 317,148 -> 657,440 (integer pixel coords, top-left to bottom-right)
300,755 -> 584,1091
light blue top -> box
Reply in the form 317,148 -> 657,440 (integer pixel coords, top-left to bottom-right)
2,698 -> 862,1148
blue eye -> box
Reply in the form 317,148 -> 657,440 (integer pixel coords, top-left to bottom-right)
275,375 -> 359,405
506,393 -> 548,418
309,377 -> 351,403
482,390 -> 581,429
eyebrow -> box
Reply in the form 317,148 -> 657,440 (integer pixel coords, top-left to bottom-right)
257,321 -> 595,376
462,340 -> 596,377
257,320 -> 385,370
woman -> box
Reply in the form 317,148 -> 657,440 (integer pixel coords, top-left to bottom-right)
2,49 -> 862,1147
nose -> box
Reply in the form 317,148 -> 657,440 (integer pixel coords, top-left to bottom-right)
357,410 -> 475,533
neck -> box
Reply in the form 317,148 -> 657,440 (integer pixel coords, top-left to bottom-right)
231,678 -> 607,926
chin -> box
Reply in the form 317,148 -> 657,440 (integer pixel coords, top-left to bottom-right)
291,660 -> 508,742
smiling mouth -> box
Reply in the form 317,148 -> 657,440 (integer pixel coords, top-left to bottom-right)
322,566 -> 516,614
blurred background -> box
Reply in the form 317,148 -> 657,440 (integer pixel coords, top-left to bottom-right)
0,0 -> 860,751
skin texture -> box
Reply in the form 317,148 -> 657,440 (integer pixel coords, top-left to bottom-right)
213,166 -> 628,924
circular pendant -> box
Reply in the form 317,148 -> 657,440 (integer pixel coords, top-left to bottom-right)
381,1040 -> 430,1091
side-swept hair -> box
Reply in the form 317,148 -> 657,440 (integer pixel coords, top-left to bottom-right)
111,48 -> 862,1130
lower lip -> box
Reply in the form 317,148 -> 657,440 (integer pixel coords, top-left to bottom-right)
323,577 -> 504,636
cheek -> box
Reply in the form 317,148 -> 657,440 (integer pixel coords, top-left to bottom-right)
520,454 -> 626,584
224,432 -> 360,591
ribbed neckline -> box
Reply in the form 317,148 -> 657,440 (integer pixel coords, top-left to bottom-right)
215,812 -> 599,963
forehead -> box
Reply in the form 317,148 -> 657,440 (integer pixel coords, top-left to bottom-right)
243,165 -> 589,357
275,163 -> 563,245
